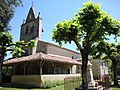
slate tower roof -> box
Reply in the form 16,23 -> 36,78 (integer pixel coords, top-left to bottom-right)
25,5 -> 36,23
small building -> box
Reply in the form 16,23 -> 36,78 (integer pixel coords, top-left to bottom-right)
90,60 -> 108,80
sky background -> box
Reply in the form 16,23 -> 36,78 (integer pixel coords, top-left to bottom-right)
9,0 -> 120,53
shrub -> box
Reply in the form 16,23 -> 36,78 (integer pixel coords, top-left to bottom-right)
42,80 -> 64,88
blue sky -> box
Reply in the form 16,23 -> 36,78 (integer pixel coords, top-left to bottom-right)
9,0 -> 120,52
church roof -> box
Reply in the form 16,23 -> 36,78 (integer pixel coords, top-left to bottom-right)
4,52 -> 82,65
25,5 -> 36,23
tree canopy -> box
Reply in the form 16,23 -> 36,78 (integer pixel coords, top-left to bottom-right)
52,1 -> 120,48
0,0 -> 36,85
0,0 -> 22,32
92,41 -> 120,86
52,1 -> 120,90
0,32 -> 35,58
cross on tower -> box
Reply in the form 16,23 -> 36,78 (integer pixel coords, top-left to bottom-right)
32,2 -> 34,7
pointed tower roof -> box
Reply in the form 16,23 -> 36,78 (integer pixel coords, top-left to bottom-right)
25,4 -> 36,23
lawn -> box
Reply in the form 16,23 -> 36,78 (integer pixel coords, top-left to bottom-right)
0,85 -> 64,90
111,87 -> 120,90
1,85 -> 120,90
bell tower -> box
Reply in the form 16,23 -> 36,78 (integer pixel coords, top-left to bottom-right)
20,5 -> 43,56
20,5 -> 43,43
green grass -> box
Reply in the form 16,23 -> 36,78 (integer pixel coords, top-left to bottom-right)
110,85 -> 120,90
3,86 -> 120,90
112,87 -> 120,90
1,85 -> 120,90
0,85 -> 64,90
109,81 -> 120,90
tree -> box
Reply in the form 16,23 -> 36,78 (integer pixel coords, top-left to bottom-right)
52,1 -> 120,90
92,41 -> 120,86
0,32 -> 35,85
117,60 -> 120,77
0,0 -> 23,85
0,0 -> 22,32
0,0 -> 35,85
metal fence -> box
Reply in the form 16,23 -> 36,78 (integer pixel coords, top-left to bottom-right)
64,76 -> 82,90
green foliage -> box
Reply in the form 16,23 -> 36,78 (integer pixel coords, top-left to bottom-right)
92,41 -> 120,61
42,80 -> 64,89
52,0 -> 120,89
0,32 -> 13,57
52,19 -> 80,46
117,61 -> 120,76
2,66 -> 12,74
0,0 -> 22,32
52,1 -> 120,49
0,32 -> 35,58
92,41 -> 120,85
0,0 -> 23,85
12,40 -> 35,58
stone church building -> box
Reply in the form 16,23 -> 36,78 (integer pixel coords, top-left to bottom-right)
3,5 -> 85,87
3,5 -> 109,88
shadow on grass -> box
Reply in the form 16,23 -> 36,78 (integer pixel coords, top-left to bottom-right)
110,84 -> 120,88
1,83 -> 50,89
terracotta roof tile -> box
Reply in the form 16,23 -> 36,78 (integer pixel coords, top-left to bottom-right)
4,52 -> 81,65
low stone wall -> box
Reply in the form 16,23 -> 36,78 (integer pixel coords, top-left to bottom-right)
11,75 -> 42,87
11,74 -> 81,87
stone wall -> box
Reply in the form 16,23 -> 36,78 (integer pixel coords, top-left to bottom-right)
41,74 -> 81,81
34,40 -> 81,60
46,43 -> 81,59
11,74 -> 81,87
20,20 -> 40,42
36,41 -> 47,53
12,75 -> 42,87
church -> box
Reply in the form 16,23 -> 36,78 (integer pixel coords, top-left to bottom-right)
3,4 -> 109,88
3,5 -> 85,87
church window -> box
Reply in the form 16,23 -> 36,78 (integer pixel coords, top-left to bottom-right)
25,26 -> 28,34
29,15 -> 31,19
31,25 -> 34,32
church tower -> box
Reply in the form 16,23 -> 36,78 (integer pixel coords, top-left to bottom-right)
20,5 -> 43,43
20,5 -> 43,56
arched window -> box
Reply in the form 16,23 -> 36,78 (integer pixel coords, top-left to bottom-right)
31,25 -> 34,32
25,26 -> 28,34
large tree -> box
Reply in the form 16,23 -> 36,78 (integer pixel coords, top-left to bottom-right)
117,60 -> 120,77
0,0 -> 22,85
0,0 -> 35,85
0,0 -> 22,32
52,1 -> 120,90
0,32 -> 35,85
92,41 -> 120,86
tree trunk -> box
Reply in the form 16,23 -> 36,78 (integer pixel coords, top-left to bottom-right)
81,50 -> 89,90
0,58 -> 3,86
0,51 -> 5,86
74,40 -> 90,90
112,60 -> 118,86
